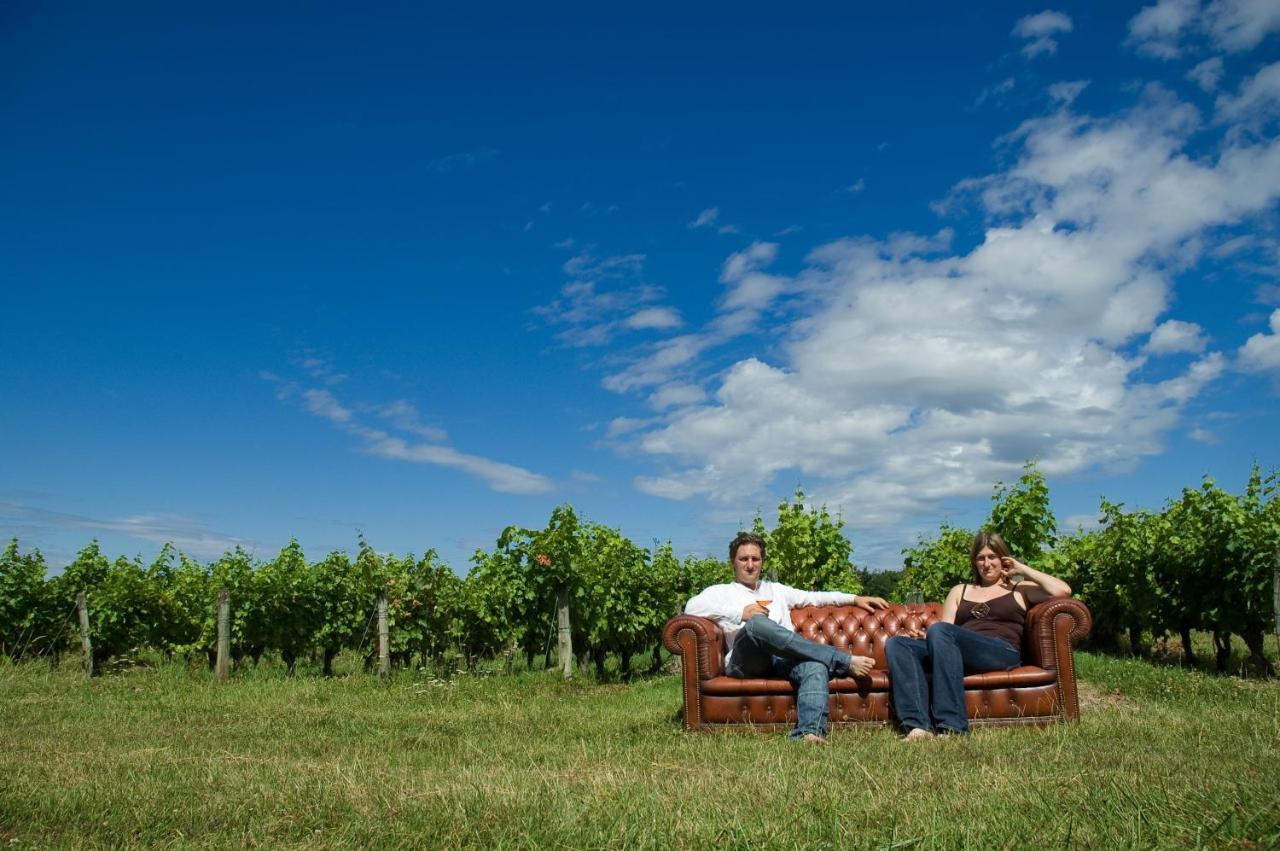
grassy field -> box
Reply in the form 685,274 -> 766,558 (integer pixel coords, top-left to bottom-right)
2,650 -> 1278,849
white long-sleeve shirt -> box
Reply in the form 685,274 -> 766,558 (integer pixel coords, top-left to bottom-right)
684,580 -> 859,666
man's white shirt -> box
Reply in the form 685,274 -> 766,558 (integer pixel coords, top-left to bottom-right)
684,580 -> 858,666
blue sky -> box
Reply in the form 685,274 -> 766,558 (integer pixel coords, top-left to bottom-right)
3,1 -> 1280,573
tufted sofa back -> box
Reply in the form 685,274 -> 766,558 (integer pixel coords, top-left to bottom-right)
789,603 -> 943,669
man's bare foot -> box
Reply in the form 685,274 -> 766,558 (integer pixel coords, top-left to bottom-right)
801,733 -> 829,745
904,727 -> 935,741
843,654 -> 875,677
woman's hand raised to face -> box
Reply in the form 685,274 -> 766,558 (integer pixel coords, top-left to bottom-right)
999,556 -> 1028,587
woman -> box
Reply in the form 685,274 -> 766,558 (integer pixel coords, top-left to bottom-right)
885,530 -> 1071,739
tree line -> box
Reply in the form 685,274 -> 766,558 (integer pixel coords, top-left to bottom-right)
3,463 -> 1276,677
0,492 -> 864,676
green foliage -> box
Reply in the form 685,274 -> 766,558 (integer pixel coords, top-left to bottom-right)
752,488 -> 860,592
857,567 -> 902,602
0,540 -> 52,660
253,540 -> 320,671
898,523 -> 974,603
987,460 -> 1057,562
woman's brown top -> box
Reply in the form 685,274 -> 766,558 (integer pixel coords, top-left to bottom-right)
955,586 -> 1025,652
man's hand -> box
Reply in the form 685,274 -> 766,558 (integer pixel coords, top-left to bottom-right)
847,654 -> 875,677
857,595 -> 889,609
741,602 -> 769,621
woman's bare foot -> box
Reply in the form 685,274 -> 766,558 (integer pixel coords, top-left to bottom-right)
904,727 -> 935,741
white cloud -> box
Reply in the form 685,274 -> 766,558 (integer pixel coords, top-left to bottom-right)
0,502 -> 251,558
625,306 -> 683,330
533,251 -> 683,347
848,178 -> 866,193
1237,308 -> 1280,372
374,400 -> 448,441
358,434 -> 552,494
271,375 -> 552,495
603,83 -> 1280,529
1215,61 -> 1280,124
1205,0 -> 1280,52
689,207 -> 720,228
1189,426 -> 1221,443
427,146 -> 498,173
647,382 -> 707,411
1128,0 -> 1280,58
1013,10 -> 1073,58
303,389 -> 354,424
1188,57 -> 1225,91
718,224 -> 741,234
1127,0 -> 1201,58
976,77 -> 1016,107
1048,81 -> 1089,105
1146,319 -> 1210,354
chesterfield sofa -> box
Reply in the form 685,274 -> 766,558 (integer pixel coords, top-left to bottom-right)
661,598 -> 1092,731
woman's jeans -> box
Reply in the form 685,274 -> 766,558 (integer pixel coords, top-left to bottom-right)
727,615 -> 854,740
884,622 -> 1021,734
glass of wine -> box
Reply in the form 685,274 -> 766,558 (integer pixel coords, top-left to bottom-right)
905,591 -> 925,637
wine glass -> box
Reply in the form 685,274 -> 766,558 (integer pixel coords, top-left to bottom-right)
905,591 -> 925,637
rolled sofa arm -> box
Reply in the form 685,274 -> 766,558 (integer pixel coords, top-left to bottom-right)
1024,597 -> 1092,722
662,614 -> 726,731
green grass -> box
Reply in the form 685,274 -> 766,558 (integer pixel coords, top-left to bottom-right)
2,653 -> 1278,849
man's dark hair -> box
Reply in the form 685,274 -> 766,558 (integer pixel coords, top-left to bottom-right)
729,531 -> 766,563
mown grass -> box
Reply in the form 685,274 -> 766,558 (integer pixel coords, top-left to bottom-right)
2,651 -> 1278,849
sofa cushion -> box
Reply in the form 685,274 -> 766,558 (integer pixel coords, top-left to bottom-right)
699,664 -> 1055,696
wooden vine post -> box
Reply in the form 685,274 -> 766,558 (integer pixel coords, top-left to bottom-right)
556,584 -> 573,680
215,588 -> 231,681
1273,547 -> 1279,657
76,591 -> 92,678
377,590 -> 390,679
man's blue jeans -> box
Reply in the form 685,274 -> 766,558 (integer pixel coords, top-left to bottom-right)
727,615 -> 853,740
884,621 -> 1021,734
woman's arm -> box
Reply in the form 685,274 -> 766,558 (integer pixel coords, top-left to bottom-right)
1002,557 -> 1072,605
939,584 -> 963,624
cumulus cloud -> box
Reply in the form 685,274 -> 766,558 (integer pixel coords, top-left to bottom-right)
1145,319 -> 1210,353
1205,0 -> 1280,52
604,81 -> 1280,529
1128,0 -> 1280,58
1237,308 -> 1280,372
1127,0 -> 1201,58
1188,57 -> 1225,91
1013,10 -> 1073,58
1215,61 -> 1280,124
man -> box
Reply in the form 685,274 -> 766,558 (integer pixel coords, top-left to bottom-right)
684,532 -> 888,743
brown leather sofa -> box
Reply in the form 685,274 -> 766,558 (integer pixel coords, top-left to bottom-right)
661,598 -> 1091,731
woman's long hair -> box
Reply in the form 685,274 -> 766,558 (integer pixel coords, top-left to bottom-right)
970,530 -> 1012,585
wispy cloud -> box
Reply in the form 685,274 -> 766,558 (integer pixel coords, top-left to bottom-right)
1013,10 -> 1073,58
263,366 -> 552,495
427,146 -> 499,174
533,250 -> 683,347
689,207 -> 720,228
0,502 -> 251,558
